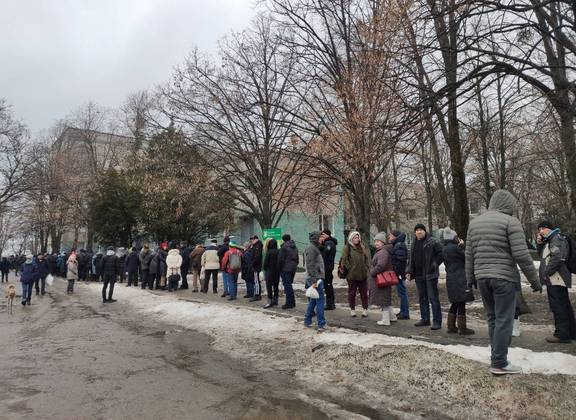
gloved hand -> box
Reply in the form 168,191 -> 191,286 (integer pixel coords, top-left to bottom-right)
467,279 -> 478,290
531,283 -> 543,293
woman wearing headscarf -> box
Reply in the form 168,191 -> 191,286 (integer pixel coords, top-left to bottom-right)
340,231 -> 371,317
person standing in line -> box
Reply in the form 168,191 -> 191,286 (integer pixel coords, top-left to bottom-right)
179,243 -> 190,290
220,241 -> 243,301
242,241 -> 254,298
303,232 -> 326,331
66,253 -> 78,295
139,244 -> 153,290
388,230 -> 409,319
149,248 -> 160,290
341,231 -> 371,318
319,229 -> 338,310
116,247 -> 127,283
158,242 -> 168,290
189,244 -> 204,293
278,234 -> 299,309
100,247 -> 119,303
466,189 -> 542,375
250,236 -> 263,302
218,236 -> 230,297
536,220 -> 576,344
166,245 -> 183,292
125,247 -> 139,287
442,228 -> 474,335
20,254 -> 39,305
406,224 -> 444,330
201,239 -> 220,294
369,233 -> 396,326
263,238 -> 280,309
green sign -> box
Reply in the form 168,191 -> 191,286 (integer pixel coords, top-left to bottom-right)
263,227 -> 282,241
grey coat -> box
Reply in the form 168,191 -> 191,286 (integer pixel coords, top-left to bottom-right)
304,243 -> 325,279
369,244 -> 393,307
465,189 -> 540,290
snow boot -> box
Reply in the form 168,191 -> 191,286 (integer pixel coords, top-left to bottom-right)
389,307 -> 397,322
362,309 -> 368,318
457,315 -> 475,335
512,319 -> 521,337
447,313 -> 458,333
377,308 -> 391,326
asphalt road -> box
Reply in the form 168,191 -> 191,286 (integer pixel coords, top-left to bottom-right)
0,278 -> 330,420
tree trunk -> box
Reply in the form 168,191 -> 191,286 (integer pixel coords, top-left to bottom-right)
476,86 -> 492,207
496,76 -> 506,189
392,151 -> 401,230
421,140 -> 433,231
557,106 -> 576,228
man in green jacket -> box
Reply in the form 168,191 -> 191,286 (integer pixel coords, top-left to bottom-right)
466,189 -> 542,375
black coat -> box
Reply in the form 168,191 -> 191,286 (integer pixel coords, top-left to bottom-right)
391,233 -> 408,276
442,240 -> 467,303
251,241 -> 263,272
278,240 -> 299,273
320,237 -> 338,272
125,251 -> 139,274
0,258 -> 9,273
37,259 -> 50,278
408,234 -> 443,281
263,245 -> 280,281
100,254 -> 119,277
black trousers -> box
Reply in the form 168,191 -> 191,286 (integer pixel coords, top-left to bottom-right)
102,274 -> 116,301
547,285 -> 576,340
127,270 -> 138,286
140,270 -> 150,289
1,271 -> 8,282
203,270 -> 218,293
324,269 -> 335,308
265,272 -> 280,303
448,302 -> 466,316
180,267 -> 189,289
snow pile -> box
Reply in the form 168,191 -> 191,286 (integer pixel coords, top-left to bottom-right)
89,284 -> 576,375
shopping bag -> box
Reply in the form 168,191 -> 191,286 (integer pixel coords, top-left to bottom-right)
46,274 -> 54,287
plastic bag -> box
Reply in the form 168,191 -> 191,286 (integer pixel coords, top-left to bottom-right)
46,274 -> 54,287
305,285 -> 320,299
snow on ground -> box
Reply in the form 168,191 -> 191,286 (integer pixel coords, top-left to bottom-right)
84,281 -> 576,376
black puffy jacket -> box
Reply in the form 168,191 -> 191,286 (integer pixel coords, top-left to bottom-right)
100,254 -> 119,277
278,240 -> 299,273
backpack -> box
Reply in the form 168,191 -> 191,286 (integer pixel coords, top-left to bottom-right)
228,252 -> 242,271
560,234 -> 576,274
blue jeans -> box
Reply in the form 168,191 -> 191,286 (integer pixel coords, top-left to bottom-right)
396,276 -> 410,316
221,271 -> 229,295
21,282 -> 32,303
224,272 -> 239,299
281,271 -> 295,307
415,277 -> 442,325
304,278 -> 326,328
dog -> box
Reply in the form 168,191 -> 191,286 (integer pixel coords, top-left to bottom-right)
5,284 -> 16,315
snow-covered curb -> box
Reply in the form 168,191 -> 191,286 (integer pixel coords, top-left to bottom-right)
85,282 -> 576,375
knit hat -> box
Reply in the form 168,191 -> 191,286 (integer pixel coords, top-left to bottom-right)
309,231 -> 321,243
442,227 -> 457,241
374,232 -> 387,243
347,231 -> 361,245
537,220 -> 554,230
390,230 -> 402,238
414,223 -> 427,232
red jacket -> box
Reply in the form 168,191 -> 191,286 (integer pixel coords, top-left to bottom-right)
221,248 -> 243,273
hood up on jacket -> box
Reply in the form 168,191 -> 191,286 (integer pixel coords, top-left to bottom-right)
394,232 -> 406,244
168,249 -> 180,257
347,231 -> 361,246
488,189 -> 517,216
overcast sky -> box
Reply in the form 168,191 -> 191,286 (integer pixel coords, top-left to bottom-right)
0,0 -> 256,133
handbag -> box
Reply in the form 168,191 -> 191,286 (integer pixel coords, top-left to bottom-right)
375,271 -> 399,288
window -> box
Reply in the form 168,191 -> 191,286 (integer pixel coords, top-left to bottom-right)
319,214 -> 333,231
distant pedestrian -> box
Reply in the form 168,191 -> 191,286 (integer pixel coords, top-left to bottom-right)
319,230 -> 338,310
263,238 -> 280,308
341,231 -> 371,318
218,236 -> 230,297
536,220 -> 576,344
179,243 -> 190,290
166,246 -> 183,292
20,254 -> 39,305
201,239 -> 220,293
0,256 -> 9,282
100,247 -> 119,303
36,253 -> 50,296
66,253 -> 78,294
250,236 -> 263,302
389,230 -> 409,320
116,247 -> 127,283
189,245 -> 204,293
442,228 -> 474,335
278,234 -> 298,309
139,245 -> 153,289
406,223 -> 444,330
466,189 -> 542,375
125,247 -> 139,287
220,241 -> 243,300
303,232 -> 326,331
